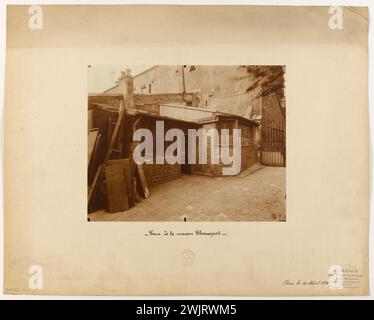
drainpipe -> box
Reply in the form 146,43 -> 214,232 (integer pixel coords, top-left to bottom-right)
181,65 -> 186,101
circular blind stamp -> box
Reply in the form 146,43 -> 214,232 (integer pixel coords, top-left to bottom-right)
181,250 -> 196,267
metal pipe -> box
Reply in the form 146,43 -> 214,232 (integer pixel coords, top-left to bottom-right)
181,65 -> 186,101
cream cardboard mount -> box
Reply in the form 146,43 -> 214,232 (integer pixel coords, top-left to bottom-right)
3,5 -> 370,296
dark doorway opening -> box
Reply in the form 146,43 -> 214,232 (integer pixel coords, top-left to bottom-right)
181,136 -> 192,174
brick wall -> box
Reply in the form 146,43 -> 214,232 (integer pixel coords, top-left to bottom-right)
239,123 -> 258,171
192,120 -> 258,176
134,116 -> 200,186
143,163 -> 182,185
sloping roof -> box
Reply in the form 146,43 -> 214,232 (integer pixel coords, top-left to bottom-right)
159,104 -> 258,127
89,93 -> 122,97
89,93 -> 258,127
201,112 -> 259,127
89,103 -> 120,113
102,85 -> 120,94
249,97 -> 262,122
127,108 -> 201,126
133,65 -> 159,78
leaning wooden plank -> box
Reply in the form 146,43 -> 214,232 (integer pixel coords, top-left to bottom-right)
132,178 -> 143,203
107,159 -> 133,207
105,161 -> 129,213
88,129 -> 99,166
88,134 -> 102,186
88,101 -> 125,206
104,101 -> 125,163
123,159 -> 134,207
88,164 -> 103,204
136,164 -> 150,199
129,115 -> 144,183
89,134 -> 102,169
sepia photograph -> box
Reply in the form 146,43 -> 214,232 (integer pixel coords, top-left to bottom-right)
88,65 -> 286,221
3,3 -> 370,298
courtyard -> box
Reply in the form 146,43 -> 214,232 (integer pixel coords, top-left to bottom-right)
89,166 -> 286,222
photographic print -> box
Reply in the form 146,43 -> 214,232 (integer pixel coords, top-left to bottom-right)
87,65 -> 286,221
4,5 -> 369,297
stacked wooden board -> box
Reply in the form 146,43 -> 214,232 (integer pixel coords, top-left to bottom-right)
88,100 -> 150,214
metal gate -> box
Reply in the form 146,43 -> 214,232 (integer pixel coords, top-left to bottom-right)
261,118 -> 286,167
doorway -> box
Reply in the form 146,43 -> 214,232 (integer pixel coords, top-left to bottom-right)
181,135 -> 192,174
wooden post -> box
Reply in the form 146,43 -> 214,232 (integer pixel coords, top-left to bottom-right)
88,100 -> 126,206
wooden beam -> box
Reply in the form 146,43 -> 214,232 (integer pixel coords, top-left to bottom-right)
88,100 -> 126,205
88,129 -> 99,166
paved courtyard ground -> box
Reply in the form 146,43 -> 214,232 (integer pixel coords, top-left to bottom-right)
89,167 -> 286,222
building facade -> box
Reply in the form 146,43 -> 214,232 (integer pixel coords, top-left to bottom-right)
104,65 -> 265,119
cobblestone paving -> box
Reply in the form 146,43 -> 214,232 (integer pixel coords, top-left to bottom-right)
89,167 -> 286,222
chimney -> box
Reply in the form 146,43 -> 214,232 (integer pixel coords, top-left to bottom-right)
118,69 -> 134,108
